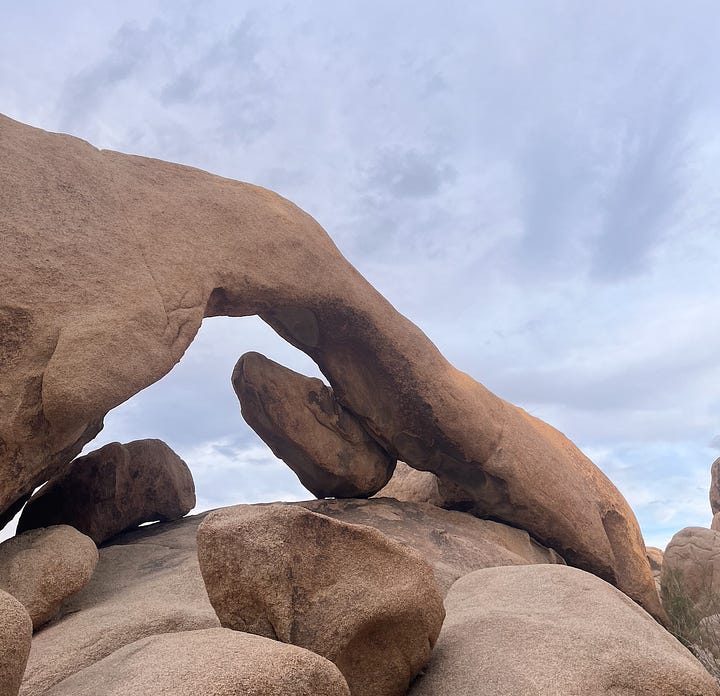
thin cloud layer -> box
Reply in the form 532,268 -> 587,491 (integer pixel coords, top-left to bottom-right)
1,1 -> 720,548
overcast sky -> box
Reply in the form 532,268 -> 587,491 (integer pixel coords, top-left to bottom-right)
2,1 -> 720,549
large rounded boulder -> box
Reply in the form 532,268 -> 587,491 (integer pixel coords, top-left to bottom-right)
0,526 -> 97,630
42,628 -> 350,696
17,439 -> 194,544
0,589 -> 32,696
411,565 -> 719,696
197,503 -> 445,696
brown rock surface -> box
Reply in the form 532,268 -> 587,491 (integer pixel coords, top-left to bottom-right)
299,497 -> 564,594
0,526 -> 97,629
0,590 -> 32,696
713,513 -> 720,532
17,439 -> 194,544
197,503 -> 445,696
646,545 -> 664,594
19,516 -> 218,696
711,458 -> 720,515
43,628 -> 350,696
411,565 -> 719,696
0,112 -> 660,619
232,352 -> 395,497
375,461 -> 475,510
662,527 -> 720,618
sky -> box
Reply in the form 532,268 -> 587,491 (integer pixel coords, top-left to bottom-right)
2,1 -> 720,549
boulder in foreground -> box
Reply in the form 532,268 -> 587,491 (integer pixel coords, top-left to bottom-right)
0,589 -> 32,696
42,628 -> 350,696
410,565 -> 719,696
17,439 -> 194,544
0,526 -> 97,630
197,503 -> 445,696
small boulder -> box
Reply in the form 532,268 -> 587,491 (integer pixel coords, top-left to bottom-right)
17,439 -> 195,544
0,526 -> 97,630
232,352 -> 395,498
375,461 -> 475,510
0,589 -> 32,696
646,545 -> 664,594
42,628 -> 350,696
197,503 -> 445,696
410,565 -> 719,696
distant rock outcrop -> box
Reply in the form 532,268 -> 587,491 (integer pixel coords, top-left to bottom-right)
0,113 -> 661,619
710,458 -> 720,515
17,439 -> 194,545
233,352 -> 395,498
0,589 -> 32,696
410,565 -> 718,696
0,526 -> 97,630
41,628 -> 351,696
197,503 -> 445,696
647,545 -> 664,595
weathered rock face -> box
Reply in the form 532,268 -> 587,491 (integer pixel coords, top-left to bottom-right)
711,458 -> 720,515
0,590 -> 32,696
43,628 -> 351,696
0,526 -> 97,630
17,439 -> 194,544
410,565 -> 719,696
233,352 -> 395,498
197,503 -> 445,696
713,513 -> 720,532
646,546 -> 664,594
662,527 -> 720,618
299,498 -> 564,594
20,517 -> 218,696
0,112 -> 660,619
375,461 -> 475,510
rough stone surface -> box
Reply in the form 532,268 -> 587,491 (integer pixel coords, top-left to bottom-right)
17,439 -> 194,544
410,565 -> 719,696
711,458 -> 720,515
300,497 -> 564,594
713,513 -> 720,532
662,527 -> 720,618
375,461 -> 475,510
19,517 -> 218,696
0,526 -> 97,629
43,628 -> 350,696
0,589 -> 32,696
233,352 -> 395,498
646,546 -> 664,595
0,113 -> 661,619
198,503 -> 445,696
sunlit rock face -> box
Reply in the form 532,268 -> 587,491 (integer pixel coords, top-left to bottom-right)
0,112 -> 662,620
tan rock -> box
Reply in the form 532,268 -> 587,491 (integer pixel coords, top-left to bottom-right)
0,112 -> 660,619
0,590 -> 32,696
232,352 -> 395,498
0,526 -> 97,630
300,497 -> 564,594
713,512 -> 720,532
197,503 -> 445,696
20,517 -> 218,696
711,458 -> 720,515
647,545 -> 664,595
662,527 -> 720,618
17,439 -> 194,544
43,628 -> 350,696
411,565 -> 719,696
375,461 -> 475,510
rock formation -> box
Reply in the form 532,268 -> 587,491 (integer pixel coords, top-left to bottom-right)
41,628 -> 351,696
20,516 -> 218,696
662,527 -> 720,618
647,545 -> 664,595
711,458 -> 720,515
0,526 -> 97,630
410,565 -> 719,696
0,590 -> 32,696
0,112 -> 660,618
197,504 -> 445,696
298,498 -> 564,594
17,439 -> 194,544
232,352 -> 395,497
